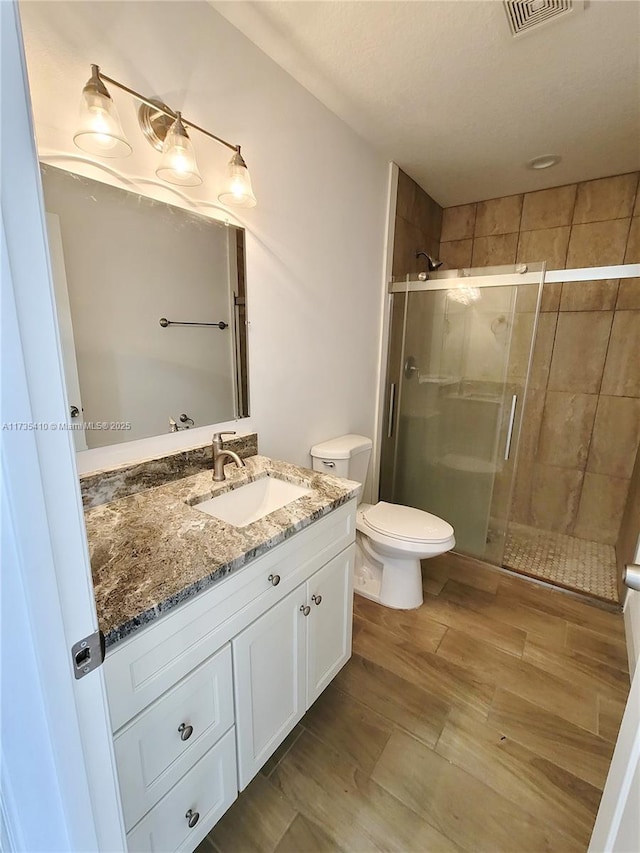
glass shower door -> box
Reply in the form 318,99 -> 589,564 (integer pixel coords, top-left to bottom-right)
387,268 -> 543,565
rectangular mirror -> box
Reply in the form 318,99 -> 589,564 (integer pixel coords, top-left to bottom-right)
41,164 -> 249,450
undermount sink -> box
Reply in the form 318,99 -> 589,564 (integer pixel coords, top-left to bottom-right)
193,476 -> 312,527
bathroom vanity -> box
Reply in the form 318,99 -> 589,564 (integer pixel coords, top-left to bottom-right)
84,454 -> 359,852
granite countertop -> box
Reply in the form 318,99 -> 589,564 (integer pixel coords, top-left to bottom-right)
85,455 -> 360,648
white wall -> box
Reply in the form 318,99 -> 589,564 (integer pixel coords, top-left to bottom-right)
41,164 -> 236,447
20,0 -> 389,470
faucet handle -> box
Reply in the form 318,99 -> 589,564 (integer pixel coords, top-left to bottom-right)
212,430 -> 236,444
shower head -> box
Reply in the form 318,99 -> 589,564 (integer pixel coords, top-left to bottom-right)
416,251 -> 443,272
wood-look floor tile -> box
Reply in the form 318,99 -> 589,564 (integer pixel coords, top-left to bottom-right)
423,591 -> 527,657
598,694 -> 627,744
353,594 -> 447,653
372,729 -> 579,852
489,689 -> 613,789
260,724 -> 304,778
274,814 -> 344,853
437,628 -> 599,732
496,576 -> 625,639
422,561 -> 450,595
270,729 -> 460,852
565,623 -> 629,672
523,635 -> 630,701
207,773 -> 296,853
353,616 -> 494,718
436,708 -> 600,847
426,552 -> 501,594
301,684 -> 393,774
194,838 -> 214,853
441,578 -> 568,647
333,653 -> 450,748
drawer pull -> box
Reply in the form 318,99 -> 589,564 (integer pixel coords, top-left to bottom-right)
268,573 -> 281,586
300,604 -> 311,616
178,723 -> 193,741
311,594 -> 322,606
185,809 -> 199,829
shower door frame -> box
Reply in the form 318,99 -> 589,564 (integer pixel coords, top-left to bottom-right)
382,263 -> 546,566
376,262 -> 640,578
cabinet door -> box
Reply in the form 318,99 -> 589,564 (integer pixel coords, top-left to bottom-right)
233,587 -> 307,790
306,545 -> 354,706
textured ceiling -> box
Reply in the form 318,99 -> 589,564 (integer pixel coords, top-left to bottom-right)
212,0 -> 640,206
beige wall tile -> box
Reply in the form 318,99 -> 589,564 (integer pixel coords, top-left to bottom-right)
573,173 -> 638,224
517,227 -> 570,270
440,239 -> 473,269
521,185 -> 577,231
472,233 -> 518,267
635,185 -> 640,216
560,280 -> 619,312
624,216 -> 640,263
396,170 -> 416,222
537,392 -> 598,470
530,464 -> 583,534
616,278 -> 640,310
541,282 -> 562,312
475,195 -> 523,237
573,473 -> 630,545
392,216 -> 420,278
566,220 -> 630,267
510,389 -> 545,524
587,396 -> 640,479
529,312 -> 557,390
601,310 -> 640,397
441,204 -> 476,241
548,312 -> 613,394
414,189 -> 443,244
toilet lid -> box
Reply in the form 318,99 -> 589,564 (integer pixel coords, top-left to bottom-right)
362,502 -> 454,544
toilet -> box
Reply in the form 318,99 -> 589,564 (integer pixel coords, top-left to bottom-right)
310,434 -> 455,609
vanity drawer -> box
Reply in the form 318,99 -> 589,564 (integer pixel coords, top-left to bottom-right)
105,500 -> 355,730
115,644 -> 234,831
126,727 -> 237,852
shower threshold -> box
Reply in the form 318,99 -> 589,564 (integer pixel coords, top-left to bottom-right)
503,522 -> 619,604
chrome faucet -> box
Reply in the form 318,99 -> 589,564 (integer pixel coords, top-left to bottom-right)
212,431 -> 245,481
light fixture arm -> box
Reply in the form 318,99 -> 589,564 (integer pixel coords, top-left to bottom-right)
95,66 -> 239,154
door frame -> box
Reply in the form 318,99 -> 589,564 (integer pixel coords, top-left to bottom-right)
1,3 -> 126,849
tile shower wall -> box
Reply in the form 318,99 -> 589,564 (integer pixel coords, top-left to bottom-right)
380,171 -> 443,499
442,173 -> 640,546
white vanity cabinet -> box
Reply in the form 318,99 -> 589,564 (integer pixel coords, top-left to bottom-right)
233,547 -> 353,789
103,499 -> 356,853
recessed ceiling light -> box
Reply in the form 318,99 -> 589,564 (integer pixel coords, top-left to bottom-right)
527,155 -> 561,170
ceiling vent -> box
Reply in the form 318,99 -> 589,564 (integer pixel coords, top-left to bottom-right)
504,0 -> 584,37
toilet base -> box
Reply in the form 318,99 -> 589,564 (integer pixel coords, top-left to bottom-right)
355,536 -> 424,609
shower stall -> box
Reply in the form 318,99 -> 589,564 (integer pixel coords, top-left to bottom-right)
380,262 -> 640,604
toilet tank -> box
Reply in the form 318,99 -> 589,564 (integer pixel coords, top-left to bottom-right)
310,434 -> 372,489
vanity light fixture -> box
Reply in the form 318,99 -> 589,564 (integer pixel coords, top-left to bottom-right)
73,65 -> 257,207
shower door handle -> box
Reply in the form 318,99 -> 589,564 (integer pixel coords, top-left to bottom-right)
387,383 -> 396,439
504,394 -> 517,461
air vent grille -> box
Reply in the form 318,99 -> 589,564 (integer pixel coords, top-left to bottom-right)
504,0 -> 581,37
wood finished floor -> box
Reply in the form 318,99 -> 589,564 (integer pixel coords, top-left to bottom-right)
197,553 -> 630,853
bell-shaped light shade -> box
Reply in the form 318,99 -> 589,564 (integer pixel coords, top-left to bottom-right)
73,69 -> 132,158
218,150 -> 257,208
155,114 -> 202,186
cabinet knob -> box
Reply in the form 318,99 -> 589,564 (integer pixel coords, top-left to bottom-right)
178,723 -> 193,741
300,604 -> 311,616
268,573 -> 281,586
311,594 -> 322,606
185,809 -> 199,829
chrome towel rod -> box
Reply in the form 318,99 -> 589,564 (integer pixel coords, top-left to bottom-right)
159,317 -> 228,329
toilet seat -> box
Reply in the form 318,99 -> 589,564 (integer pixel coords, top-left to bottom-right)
361,501 -> 454,544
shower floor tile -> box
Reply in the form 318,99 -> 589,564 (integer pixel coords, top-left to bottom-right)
504,522 -> 619,603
